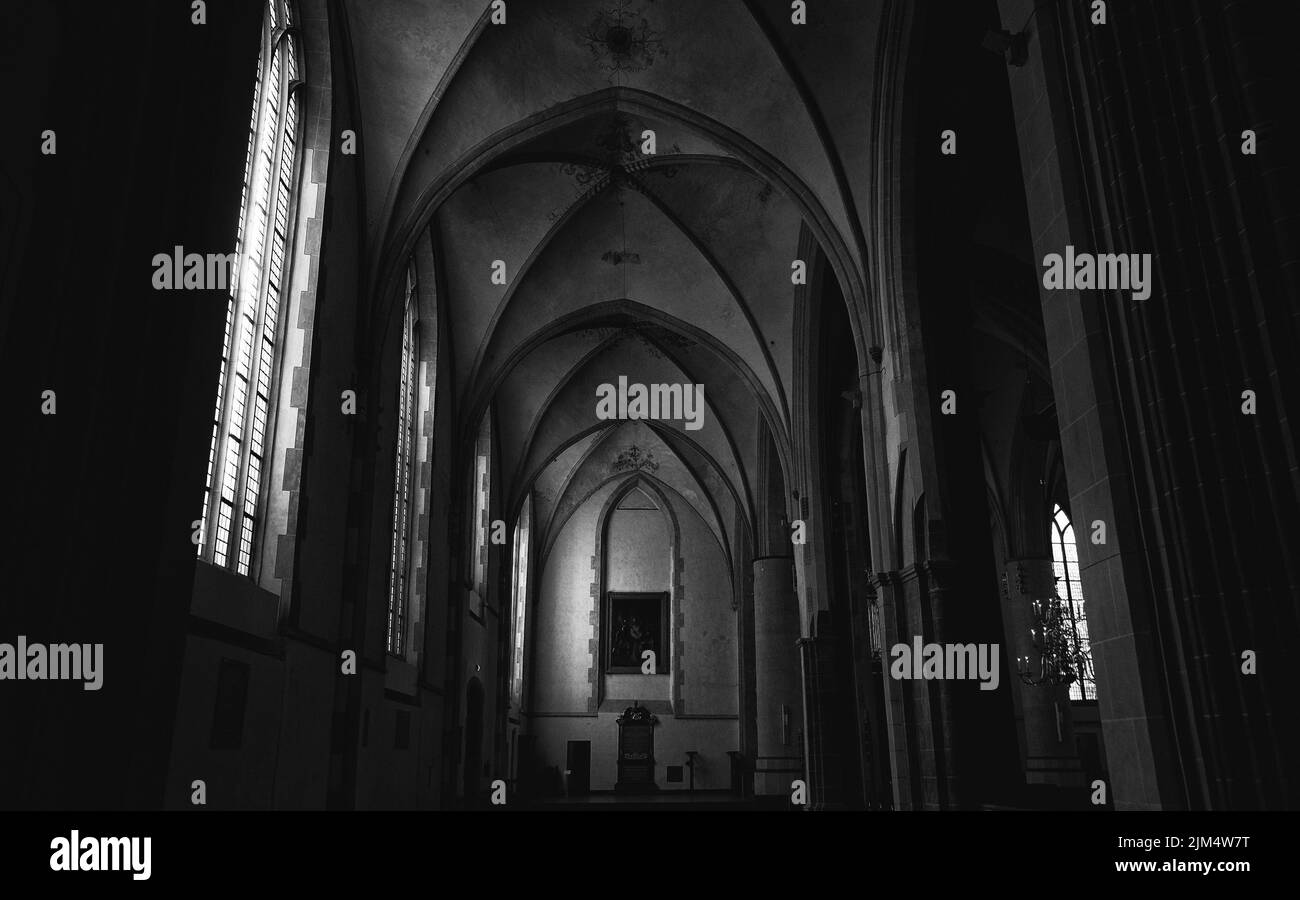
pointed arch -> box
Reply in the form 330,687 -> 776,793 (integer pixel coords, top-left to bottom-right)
373,88 -> 872,384
593,475 -> 685,709
1050,503 -> 1097,702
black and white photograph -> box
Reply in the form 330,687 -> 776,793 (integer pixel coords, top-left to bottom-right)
0,0 -> 1296,884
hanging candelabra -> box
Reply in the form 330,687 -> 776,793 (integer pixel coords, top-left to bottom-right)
1016,577 -> 1092,689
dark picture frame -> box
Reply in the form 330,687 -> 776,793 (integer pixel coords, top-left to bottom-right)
604,592 -> 669,674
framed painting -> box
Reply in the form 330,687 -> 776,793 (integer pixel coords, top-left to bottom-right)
604,592 -> 669,674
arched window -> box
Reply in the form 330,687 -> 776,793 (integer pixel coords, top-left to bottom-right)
386,262 -> 419,656
198,0 -> 300,575
469,414 -> 492,617
1050,503 -> 1097,701
509,495 -> 532,709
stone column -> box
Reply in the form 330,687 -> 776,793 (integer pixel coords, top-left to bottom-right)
871,570 -> 915,810
997,0 -> 1300,808
920,559 -> 961,809
797,628 -> 846,810
753,556 -> 802,798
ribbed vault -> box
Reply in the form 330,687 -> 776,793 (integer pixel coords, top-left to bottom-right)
339,0 -> 878,575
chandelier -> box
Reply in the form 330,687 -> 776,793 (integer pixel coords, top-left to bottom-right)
1016,594 -> 1093,688
579,4 -> 664,77
1009,567 -> 1092,689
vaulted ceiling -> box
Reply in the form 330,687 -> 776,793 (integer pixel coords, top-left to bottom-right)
339,0 -> 880,559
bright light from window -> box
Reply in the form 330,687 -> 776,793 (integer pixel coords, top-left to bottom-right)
199,0 -> 300,578
386,264 -> 419,656
509,498 -> 531,708
1051,503 -> 1096,701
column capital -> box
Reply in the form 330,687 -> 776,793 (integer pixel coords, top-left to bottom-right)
870,569 -> 901,588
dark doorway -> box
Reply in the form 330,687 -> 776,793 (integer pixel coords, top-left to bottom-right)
566,740 -> 591,797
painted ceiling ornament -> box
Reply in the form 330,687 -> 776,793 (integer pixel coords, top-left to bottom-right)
613,444 -> 659,473
632,322 -> 695,351
548,116 -> 646,220
623,153 -> 683,181
558,161 -> 605,187
601,249 -> 642,265
580,3 -> 665,78
593,114 -> 641,165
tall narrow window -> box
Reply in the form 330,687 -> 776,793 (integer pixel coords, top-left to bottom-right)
509,496 -> 532,709
1050,503 -> 1096,701
386,263 -> 419,656
199,0 -> 300,576
469,414 -> 492,615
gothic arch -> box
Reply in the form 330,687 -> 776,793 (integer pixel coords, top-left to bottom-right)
590,474 -> 688,710
373,87 -> 874,377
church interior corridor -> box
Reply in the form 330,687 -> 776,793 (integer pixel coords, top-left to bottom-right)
2,0 -> 1296,842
